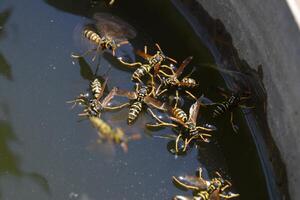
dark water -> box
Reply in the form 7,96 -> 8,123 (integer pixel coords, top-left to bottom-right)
0,0 -> 274,199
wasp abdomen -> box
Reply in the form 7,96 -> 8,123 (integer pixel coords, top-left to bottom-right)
84,29 -> 101,45
91,78 -> 102,98
128,101 -> 143,124
172,108 -> 188,123
213,102 -> 230,118
132,65 -> 151,81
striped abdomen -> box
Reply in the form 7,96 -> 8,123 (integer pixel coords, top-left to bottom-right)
213,95 -> 239,118
84,29 -> 101,45
213,102 -> 230,118
91,78 -> 102,98
128,101 -> 143,124
132,65 -> 151,81
172,107 -> 188,123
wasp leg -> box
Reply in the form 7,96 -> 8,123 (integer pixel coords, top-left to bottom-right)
109,0 -> 115,5
146,108 -> 178,128
78,112 -> 90,117
198,167 -> 203,179
195,124 -> 215,132
230,112 -> 239,133
71,48 -> 97,59
185,90 -> 198,101
66,98 -> 87,109
221,184 -> 230,191
197,133 -> 211,142
156,89 -> 167,97
158,68 -> 175,77
175,134 -> 184,153
118,57 -> 142,67
104,102 -> 130,110
148,73 -> 156,97
219,193 -> 240,199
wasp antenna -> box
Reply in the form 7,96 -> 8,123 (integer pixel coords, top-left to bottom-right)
155,43 -> 162,51
166,56 -> 178,64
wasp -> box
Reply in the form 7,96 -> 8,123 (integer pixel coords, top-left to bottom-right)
111,83 -> 167,125
173,167 -> 239,200
89,116 -> 141,152
67,78 -> 127,118
205,87 -> 252,133
118,43 -> 177,84
147,91 -> 214,153
155,56 -> 198,96
72,12 -> 136,61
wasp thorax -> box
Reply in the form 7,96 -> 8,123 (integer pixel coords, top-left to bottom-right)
166,77 -> 180,86
138,86 -> 149,96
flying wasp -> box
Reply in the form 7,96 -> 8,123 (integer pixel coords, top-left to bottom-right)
111,83 -> 167,125
155,56 -> 198,96
72,12 -> 136,61
89,116 -> 141,152
118,43 -> 177,84
173,167 -> 239,200
147,91 -> 215,153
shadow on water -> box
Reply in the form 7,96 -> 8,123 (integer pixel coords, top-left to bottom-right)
14,0 -> 286,199
0,9 -> 13,80
0,104 -> 50,198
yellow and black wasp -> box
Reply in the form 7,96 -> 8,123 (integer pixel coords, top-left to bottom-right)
89,116 -> 141,152
72,12 -> 136,61
67,77 -> 126,118
155,56 -> 198,96
118,43 -> 177,84
204,87 -> 252,133
173,167 -> 239,200
111,83 -> 167,125
147,91 -> 215,153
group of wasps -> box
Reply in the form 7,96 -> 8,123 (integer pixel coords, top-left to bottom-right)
67,12 -> 245,200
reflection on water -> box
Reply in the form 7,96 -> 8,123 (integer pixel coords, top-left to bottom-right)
0,9 -> 12,80
0,104 -> 50,198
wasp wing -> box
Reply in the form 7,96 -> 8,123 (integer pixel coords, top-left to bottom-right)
115,88 -> 137,100
93,13 -> 136,40
188,100 -> 201,124
96,77 -> 108,101
173,175 -> 207,191
175,56 -> 193,77
209,189 -> 221,200
101,87 -> 118,107
144,96 -> 167,111
136,49 -> 152,60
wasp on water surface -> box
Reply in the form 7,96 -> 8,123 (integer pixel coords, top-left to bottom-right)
89,116 -> 141,152
204,87 -> 252,133
147,91 -> 215,153
67,77 -> 127,118
72,12 -> 136,61
110,83 -> 167,125
155,56 -> 198,97
173,167 -> 239,200
118,43 -> 177,84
